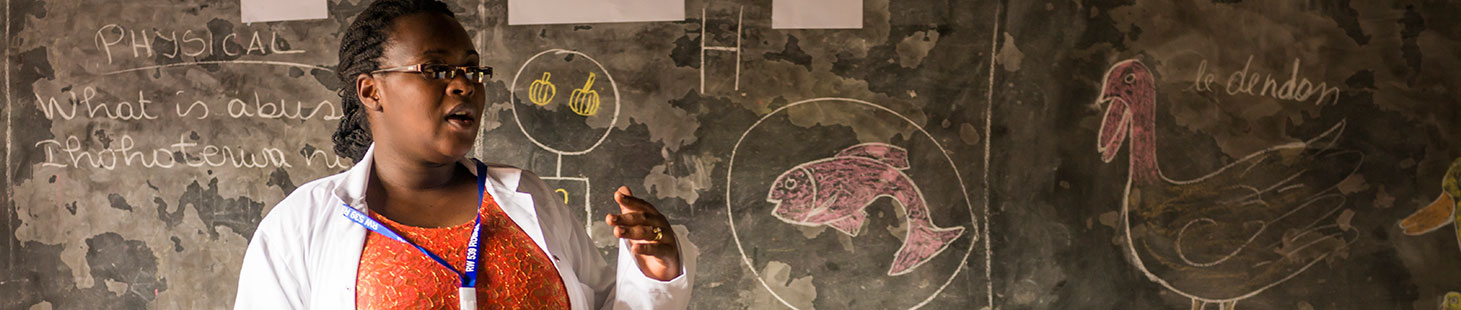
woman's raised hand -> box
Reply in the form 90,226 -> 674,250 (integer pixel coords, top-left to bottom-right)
605,186 -> 682,281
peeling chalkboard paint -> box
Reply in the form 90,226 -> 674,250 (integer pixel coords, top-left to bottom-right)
266,168 -> 296,194
5,0 -> 1460,309
107,193 -> 133,212
179,178 -> 263,240
0,233 -> 165,309
764,36 -> 813,71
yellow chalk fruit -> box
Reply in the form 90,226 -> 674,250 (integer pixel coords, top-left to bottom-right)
568,72 -> 600,116
528,72 -> 555,106
555,188 -> 569,204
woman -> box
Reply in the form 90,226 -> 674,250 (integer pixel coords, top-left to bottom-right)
233,0 -> 695,308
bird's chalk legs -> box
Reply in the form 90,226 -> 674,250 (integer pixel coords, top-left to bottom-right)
1191,299 -> 1238,310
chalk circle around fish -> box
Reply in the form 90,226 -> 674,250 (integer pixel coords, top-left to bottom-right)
508,49 -> 620,155
725,98 -> 982,309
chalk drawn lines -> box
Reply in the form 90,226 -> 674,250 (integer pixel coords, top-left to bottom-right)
1398,157 -> 1461,257
766,142 -> 965,276
529,72 -> 556,106
727,98 -> 982,310
508,49 -> 622,230
1095,59 -> 1362,309
699,6 -> 742,94
4,0 -> 11,269
507,49 -> 620,156
100,60 -> 332,76
544,176 -> 592,231
982,3 -> 999,307
567,72 -> 600,116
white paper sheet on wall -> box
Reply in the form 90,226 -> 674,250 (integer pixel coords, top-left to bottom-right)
509,0 -> 685,25
241,0 -> 327,23
772,0 -> 862,29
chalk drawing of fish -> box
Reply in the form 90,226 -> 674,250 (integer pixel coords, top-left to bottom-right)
766,142 -> 965,276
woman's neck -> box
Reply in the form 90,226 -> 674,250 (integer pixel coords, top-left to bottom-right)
366,147 -> 477,227
373,147 -> 462,190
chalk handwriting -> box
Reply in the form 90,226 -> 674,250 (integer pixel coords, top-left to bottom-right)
34,87 -> 341,121
34,87 -> 160,120
1190,56 -> 1342,106
176,99 -> 210,119
226,92 -> 343,120
94,24 -> 305,64
303,148 -> 350,169
35,133 -> 294,169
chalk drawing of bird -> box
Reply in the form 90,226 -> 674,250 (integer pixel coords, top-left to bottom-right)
1094,59 -> 1363,310
1399,157 -> 1461,255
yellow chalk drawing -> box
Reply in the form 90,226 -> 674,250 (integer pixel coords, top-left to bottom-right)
568,72 -> 600,116
555,188 -> 569,204
529,72 -> 556,106
1400,157 -> 1461,256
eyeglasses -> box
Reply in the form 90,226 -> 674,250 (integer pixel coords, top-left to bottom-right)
371,64 -> 493,83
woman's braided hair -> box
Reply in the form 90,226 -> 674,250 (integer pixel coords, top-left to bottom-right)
333,0 -> 455,162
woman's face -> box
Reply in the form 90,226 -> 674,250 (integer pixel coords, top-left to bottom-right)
365,12 -> 484,164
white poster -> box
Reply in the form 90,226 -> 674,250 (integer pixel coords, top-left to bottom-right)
509,0 -> 685,25
773,0 -> 862,29
241,0 -> 327,23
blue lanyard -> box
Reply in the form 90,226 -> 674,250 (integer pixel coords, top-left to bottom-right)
342,160 -> 489,289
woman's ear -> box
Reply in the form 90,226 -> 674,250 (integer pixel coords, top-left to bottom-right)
356,74 -> 383,111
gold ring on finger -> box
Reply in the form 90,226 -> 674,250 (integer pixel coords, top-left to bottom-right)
652,226 -> 663,241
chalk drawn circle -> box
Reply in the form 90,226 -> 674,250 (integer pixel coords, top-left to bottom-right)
726,98 -> 982,309
508,49 -> 621,155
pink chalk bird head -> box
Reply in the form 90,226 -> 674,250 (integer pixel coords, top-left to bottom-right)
1096,59 -> 1157,163
767,166 -> 819,222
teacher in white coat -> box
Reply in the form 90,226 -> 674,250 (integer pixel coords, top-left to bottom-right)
234,0 -> 695,308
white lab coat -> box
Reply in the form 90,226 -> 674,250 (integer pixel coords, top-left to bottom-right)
234,145 -> 696,309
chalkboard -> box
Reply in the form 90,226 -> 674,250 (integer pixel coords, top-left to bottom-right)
2,0 -> 1458,309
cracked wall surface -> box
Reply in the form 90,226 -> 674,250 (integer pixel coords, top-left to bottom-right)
2,0 -> 1458,309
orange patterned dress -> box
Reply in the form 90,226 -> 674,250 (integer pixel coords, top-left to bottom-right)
355,192 -> 572,309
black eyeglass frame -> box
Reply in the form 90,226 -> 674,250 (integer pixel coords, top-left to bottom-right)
371,63 -> 493,83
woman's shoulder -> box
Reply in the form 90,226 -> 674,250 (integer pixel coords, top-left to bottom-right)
478,161 -> 560,195
256,170 -> 356,235
475,161 -> 559,201
284,171 -> 353,205
476,161 -> 530,187
478,160 -> 524,173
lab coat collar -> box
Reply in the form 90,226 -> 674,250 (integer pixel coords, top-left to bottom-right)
332,144 -> 493,211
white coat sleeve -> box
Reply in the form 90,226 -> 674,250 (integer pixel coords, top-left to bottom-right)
233,198 -> 310,309
518,172 -> 697,309
607,225 -> 697,310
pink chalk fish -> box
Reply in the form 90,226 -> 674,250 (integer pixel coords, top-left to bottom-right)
767,143 -> 965,276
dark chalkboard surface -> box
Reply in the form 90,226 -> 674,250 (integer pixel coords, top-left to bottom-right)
2,0 -> 1458,309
